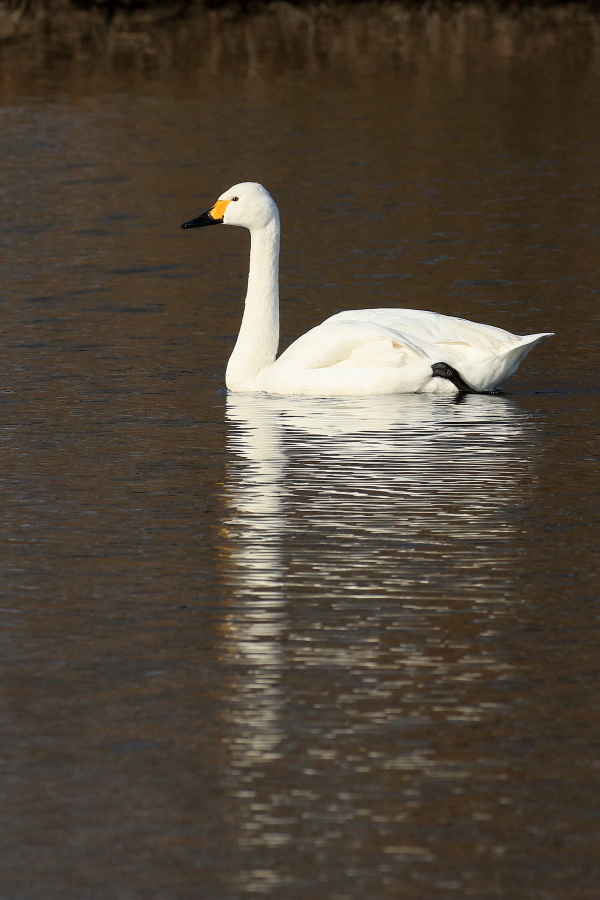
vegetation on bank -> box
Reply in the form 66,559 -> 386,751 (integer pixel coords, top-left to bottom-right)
4,0 -> 600,13
0,0 -> 598,86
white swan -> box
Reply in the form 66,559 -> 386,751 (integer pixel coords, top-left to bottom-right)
182,182 -> 552,396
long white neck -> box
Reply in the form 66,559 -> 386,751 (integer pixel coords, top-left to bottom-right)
226,216 -> 280,391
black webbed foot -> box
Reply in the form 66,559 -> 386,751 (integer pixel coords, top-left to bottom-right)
431,362 -> 475,393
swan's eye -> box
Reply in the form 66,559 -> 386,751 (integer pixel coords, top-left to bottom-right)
232,197 -> 239,201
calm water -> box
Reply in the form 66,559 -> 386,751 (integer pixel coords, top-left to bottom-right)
0,10 -> 599,898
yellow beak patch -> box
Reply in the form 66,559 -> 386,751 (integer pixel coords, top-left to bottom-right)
211,199 -> 230,221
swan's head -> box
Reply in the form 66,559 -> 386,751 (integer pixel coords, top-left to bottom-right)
180,182 -> 278,231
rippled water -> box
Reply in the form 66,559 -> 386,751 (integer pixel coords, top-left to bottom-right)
0,12 -> 599,898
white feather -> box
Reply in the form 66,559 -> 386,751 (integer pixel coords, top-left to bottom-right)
187,182 -> 552,397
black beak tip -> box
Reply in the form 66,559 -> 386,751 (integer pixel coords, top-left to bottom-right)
180,209 -> 221,230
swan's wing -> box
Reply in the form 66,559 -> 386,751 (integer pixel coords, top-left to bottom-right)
273,308 -> 551,393
325,308 -> 523,351
278,318 -> 439,370
324,308 -> 553,389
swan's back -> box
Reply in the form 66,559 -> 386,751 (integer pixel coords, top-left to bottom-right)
326,308 -> 522,352
292,307 -> 552,393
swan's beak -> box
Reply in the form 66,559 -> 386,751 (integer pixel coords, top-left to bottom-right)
180,199 -> 229,229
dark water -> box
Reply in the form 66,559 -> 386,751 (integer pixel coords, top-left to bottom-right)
0,11 -> 599,898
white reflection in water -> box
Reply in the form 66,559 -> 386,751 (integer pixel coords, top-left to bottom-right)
223,393 -> 532,600
218,393 -> 536,863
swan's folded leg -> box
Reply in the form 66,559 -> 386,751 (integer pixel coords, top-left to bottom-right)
431,362 -> 475,393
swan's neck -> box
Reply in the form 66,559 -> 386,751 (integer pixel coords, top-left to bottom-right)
226,217 -> 280,391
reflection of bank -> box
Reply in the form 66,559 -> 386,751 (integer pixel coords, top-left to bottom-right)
218,392 -> 535,868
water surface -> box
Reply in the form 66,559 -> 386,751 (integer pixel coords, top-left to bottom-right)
0,12 -> 599,898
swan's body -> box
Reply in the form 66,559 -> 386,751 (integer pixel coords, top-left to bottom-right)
182,183 -> 552,396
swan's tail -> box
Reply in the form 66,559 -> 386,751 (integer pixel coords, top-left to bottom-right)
500,332 -> 554,365
438,332 -> 554,393
483,331 -> 553,390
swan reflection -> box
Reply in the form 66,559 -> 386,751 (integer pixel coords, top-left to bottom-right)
222,392 -> 532,596
218,392 -> 536,867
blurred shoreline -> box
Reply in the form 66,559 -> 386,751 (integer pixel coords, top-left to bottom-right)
0,1 -> 599,91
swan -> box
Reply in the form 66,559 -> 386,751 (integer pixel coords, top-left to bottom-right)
181,182 -> 552,396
